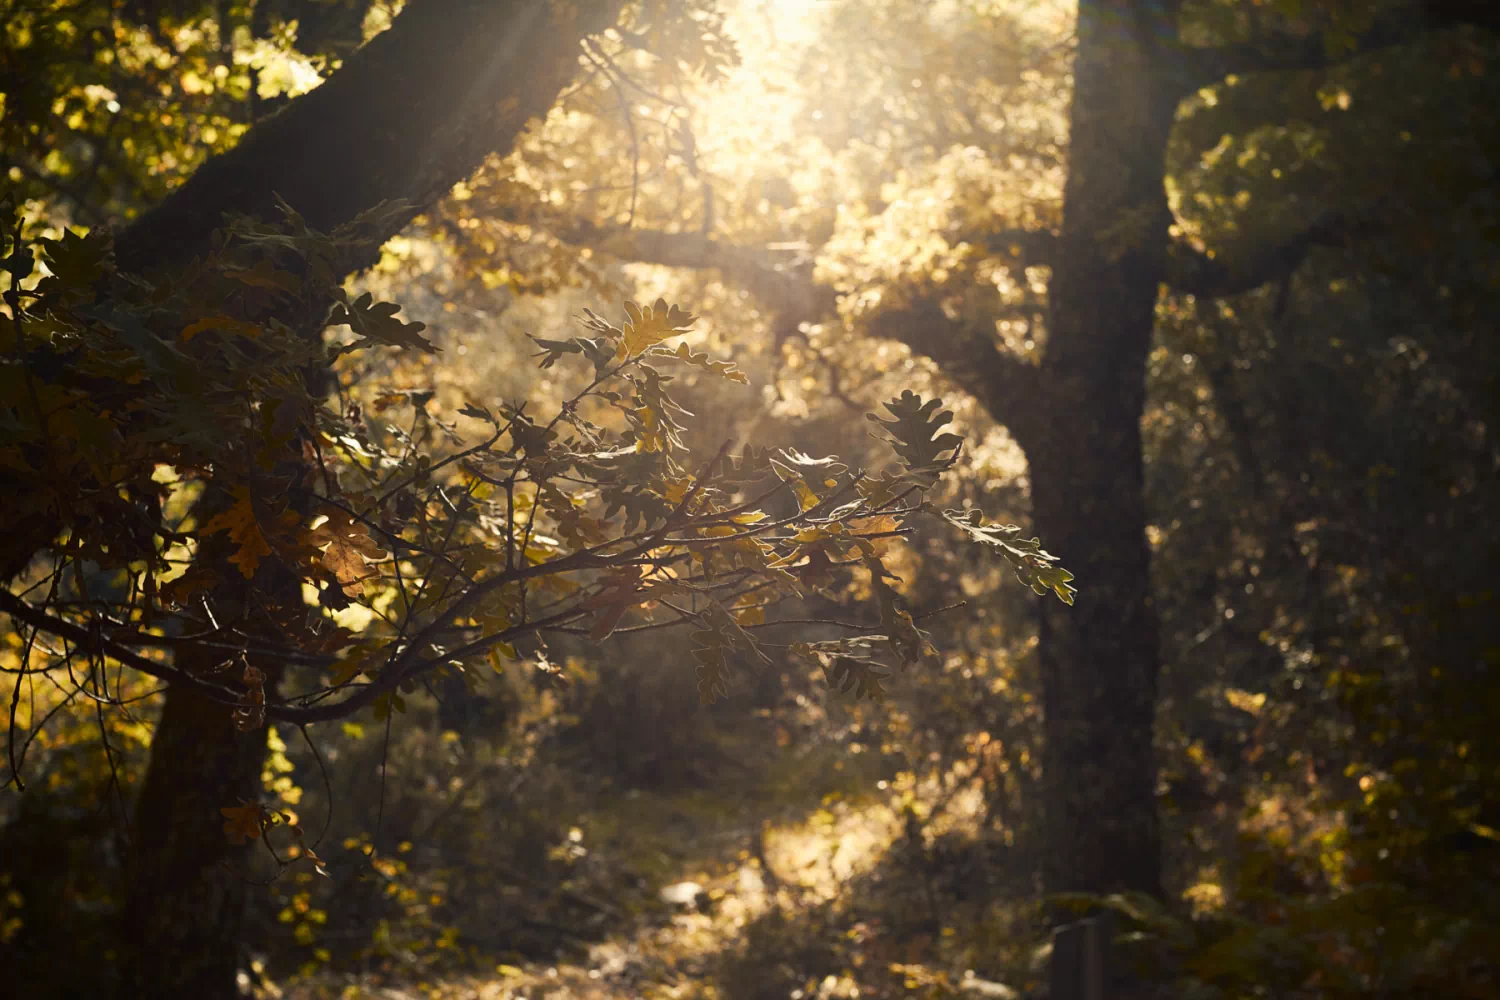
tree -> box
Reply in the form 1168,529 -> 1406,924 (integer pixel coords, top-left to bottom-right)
2,3 -> 1072,996
10,2 -> 1494,993
1138,22 -> 1500,986
5,1 -> 617,994
1018,0 -> 1495,902
443,0 -> 1499,905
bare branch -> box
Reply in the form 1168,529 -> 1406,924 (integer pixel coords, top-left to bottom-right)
541,215 -> 836,320
526,218 -> 1052,445
0,590 -> 246,706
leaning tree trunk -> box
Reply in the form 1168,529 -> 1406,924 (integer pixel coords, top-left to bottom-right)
1027,0 -> 1179,901
1,0 -> 625,570
99,2 -> 625,996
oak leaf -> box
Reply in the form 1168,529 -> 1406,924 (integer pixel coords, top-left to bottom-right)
307,510 -> 386,596
200,488 -> 273,579
619,298 -> 696,356
221,802 -> 268,845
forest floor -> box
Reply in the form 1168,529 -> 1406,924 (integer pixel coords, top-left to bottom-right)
280,729 -> 1044,1000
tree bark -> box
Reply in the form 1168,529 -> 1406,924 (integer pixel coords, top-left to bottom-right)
103,2 -> 625,996
1027,0 -> 1178,901
2,0 -> 628,577
116,667 -> 278,999
117,0 -> 624,274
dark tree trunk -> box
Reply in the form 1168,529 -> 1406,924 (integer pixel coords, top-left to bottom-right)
1027,0 -> 1179,901
117,669 -> 278,999
99,2 -> 626,995
115,499 -> 305,1000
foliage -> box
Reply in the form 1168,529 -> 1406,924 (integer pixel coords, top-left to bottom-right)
0,192 -> 1069,813
0,0 -> 361,228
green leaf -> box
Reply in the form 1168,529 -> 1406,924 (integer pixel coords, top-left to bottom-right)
458,401 -> 496,423
690,600 -> 771,705
626,364 -> 692,453
942,507 -> 1076,604
708,445 -> 775,483
790,638 -> 896,703
863,551 -> 935,667
508,412 -> 558,459
226,256 -> 301,293
822,655 -> 890,702
601,488 -> 673,532
773,448 -> 848,478
2,246 -> 34,281
39,229 -> 110,288
691,640 -> 731,705
372,693 -> 407,720
530,334 -> 615,374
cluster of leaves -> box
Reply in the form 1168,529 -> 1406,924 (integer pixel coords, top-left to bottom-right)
0,0 -> 362,227
941,507 -> 1075,605
1,199 -> 1071,848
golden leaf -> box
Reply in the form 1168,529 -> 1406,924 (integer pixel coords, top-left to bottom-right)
307,510 -> 386,596
180,314 -> 262,343
221,802 -> 267,845
619,298 -> 697,356
649,341 -> 750,383
201,488 -> 273,579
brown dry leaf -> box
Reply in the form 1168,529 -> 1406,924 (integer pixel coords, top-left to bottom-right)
221,802 -> 267,845
200,488 -> 273,579
308,509 -> 387,596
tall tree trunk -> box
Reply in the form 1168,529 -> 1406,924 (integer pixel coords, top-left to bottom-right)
1028,0 -> 1178,901
115,483 -> 304,999
97,2 -> 626,995
117,667 -> 279,998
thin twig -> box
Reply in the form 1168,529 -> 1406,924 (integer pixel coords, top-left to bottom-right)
583,43 -> 640,228
299,723 -> 336,850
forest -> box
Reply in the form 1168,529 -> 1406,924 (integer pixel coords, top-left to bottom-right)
1,0 -> 1496,997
